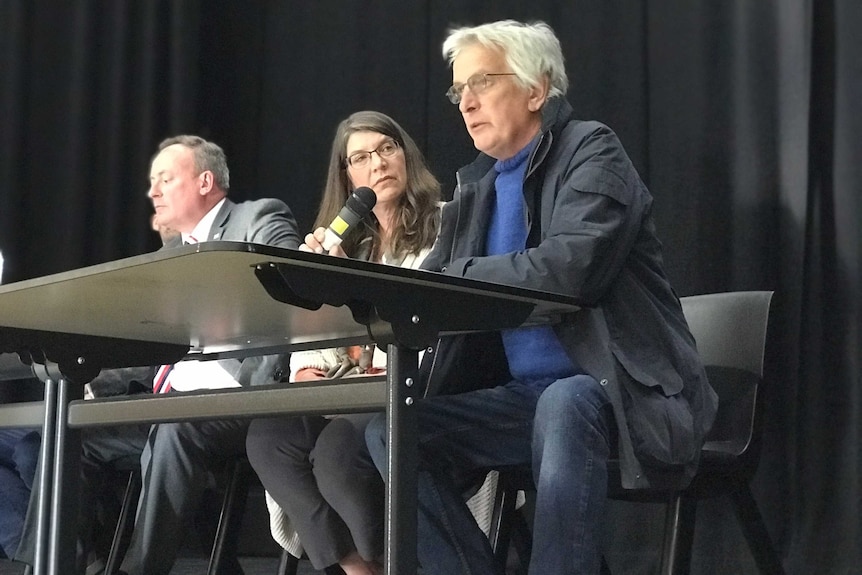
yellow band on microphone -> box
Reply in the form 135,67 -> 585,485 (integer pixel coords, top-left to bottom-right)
330,216 -> 350,236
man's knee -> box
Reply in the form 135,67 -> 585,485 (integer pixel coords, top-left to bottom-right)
364,413 -> 386,470
150,422 -> 184,446
535,375 -> 613,446
538,375 -> 607,419
147,422 -> 214,464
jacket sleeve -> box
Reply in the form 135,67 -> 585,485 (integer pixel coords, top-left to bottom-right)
447,123 -> 649,306
419,200 -> 459,273
245,198 -> 302,250
288,349 -> 341,381
87,366 -> 156,396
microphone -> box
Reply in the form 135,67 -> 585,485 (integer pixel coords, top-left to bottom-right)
321,186 -> 377,251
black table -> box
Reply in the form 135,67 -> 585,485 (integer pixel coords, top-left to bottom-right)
0,241 -> 580,575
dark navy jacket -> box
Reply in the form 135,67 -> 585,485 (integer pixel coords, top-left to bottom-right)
421,97 -> 718,489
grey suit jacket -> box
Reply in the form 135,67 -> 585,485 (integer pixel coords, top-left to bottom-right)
163,197 -> 301,248
146,197 -> 302,390
197,197 -> 299,387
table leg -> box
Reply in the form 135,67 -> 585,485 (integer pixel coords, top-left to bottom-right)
33,377 -> 58,575
383,344 -> 418,575
48,378 -> 82,574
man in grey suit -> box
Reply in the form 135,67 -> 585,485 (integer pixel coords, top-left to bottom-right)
18,135 -> 301,575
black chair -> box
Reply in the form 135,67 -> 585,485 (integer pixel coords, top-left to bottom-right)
490,291 -> 783,575
103,469 -> 142,575
106,457 -> 253,575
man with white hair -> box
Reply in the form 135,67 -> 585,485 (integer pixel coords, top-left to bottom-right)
367,20 -> 717,574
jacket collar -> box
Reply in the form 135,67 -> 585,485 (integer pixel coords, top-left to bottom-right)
160,198 -> 235,249
456,96 -> 574,190
540,95 -> 572,135
207,198 -> 236,241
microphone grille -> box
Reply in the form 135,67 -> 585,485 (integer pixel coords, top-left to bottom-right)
348,186 -> 377,215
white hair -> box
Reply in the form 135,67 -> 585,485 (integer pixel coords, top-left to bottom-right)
442,20 -> 568,98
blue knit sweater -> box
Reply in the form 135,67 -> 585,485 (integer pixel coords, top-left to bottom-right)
487,142 -> 580,386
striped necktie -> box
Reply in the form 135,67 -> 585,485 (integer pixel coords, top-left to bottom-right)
157,234 -> 197,391
153,363 -> 174,394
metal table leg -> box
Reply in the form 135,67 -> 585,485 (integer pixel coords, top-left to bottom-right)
383,344 -> 418,575
32,377 -> 58,575
48,377 -> 82,574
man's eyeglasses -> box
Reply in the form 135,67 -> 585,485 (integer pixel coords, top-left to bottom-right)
345,139 -> 401,169
445,73 -> 517,105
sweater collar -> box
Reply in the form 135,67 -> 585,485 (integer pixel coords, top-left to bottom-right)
457,96 -> 574,186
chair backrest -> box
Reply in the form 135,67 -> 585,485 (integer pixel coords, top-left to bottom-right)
681,291 -> 773,377
680,291 -> 774,459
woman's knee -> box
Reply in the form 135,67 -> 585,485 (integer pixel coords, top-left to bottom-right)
313,418 -> 365,471
245,418 -> 274,465
246,417 -> 311,468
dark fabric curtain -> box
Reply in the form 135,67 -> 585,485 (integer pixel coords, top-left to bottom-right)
0,1 -> 859,572
0,1 -> 206,279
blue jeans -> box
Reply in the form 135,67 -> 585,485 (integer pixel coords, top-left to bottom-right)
366,375 -> 612,575
0,428 -> 40,558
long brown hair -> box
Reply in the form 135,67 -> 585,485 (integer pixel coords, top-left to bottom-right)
314,111 -> 441,258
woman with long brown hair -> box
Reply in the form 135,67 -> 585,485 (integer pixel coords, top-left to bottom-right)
246,111 -> 441,575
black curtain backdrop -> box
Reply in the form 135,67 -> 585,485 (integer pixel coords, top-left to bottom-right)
1,1 -> 859,573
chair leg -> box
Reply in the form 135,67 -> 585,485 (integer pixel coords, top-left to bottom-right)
277,548 -> 298,575
488,483 -> 516,570
207,458 -> 251,575
659,494 -> 696,575
487,482 -> 532,575
509,507 -> 532,575
105,470 -> 141,575
730,486 -> 785,575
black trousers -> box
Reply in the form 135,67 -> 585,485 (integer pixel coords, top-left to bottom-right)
18,418 -> 248,575
246,413 -> 383,570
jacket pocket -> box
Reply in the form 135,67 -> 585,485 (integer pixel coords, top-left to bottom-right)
617,364 -> 699,468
